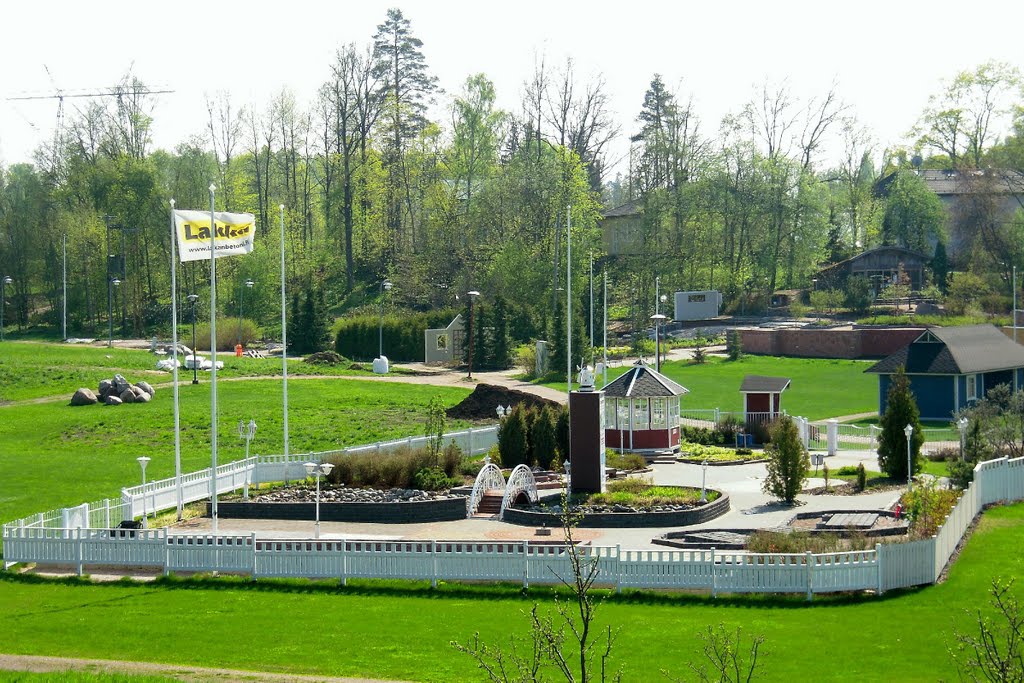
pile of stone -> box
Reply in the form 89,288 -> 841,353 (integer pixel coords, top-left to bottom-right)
254,486 -> 460,504
70,374 -> 156,407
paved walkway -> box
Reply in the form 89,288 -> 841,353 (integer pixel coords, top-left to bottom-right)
166,449 -> 898,551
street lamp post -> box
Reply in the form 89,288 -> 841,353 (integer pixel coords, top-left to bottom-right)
187,294 -> 200,384
467,290 -> 480,379
304,462 -> 335,539
378,280 -> 392,358
564,458 -> 572,496
238,418 -> 257,500
811,278 -> 819,323
107,277 -> 121,347
137,456 -> 151,528
0,276 -> 12,342
238,278 -> 254,348
650,313 -> 667,373
904,424 -> 914,488
700,459 -> 708,503
958,417 -> 969,461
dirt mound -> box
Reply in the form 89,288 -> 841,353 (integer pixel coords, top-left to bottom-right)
447,383 -> 559,420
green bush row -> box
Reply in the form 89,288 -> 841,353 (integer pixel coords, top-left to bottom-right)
335,309 -> 457,362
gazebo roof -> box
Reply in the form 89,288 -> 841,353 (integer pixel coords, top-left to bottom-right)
602,362 -> 689,398
739,375 -> 791,394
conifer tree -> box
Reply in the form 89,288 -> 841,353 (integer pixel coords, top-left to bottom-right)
498,404 -> 529,468
877,366 -> 924,481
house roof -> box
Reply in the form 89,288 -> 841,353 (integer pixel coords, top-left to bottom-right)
815,246 -> 930,277
739,375 -> 791,394
866,325 -> 1024,375
601,199 -> 643,219
875,169 -> 1024,197
602,361 -> 689,398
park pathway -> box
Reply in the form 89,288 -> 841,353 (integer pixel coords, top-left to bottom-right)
0,653 -> 405,683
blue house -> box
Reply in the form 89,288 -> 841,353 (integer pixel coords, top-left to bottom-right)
865,325 -> 1024,420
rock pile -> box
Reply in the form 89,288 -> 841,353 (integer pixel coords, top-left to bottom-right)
254,486 -> 459,504
70,374 -> 156,407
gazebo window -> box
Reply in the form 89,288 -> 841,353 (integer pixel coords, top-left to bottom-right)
651,398 -> 666,428
604,399 -> 616,429
633,399 -> 649,429
616,400 -> 630,430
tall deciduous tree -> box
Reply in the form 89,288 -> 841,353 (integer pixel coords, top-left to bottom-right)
881,170 -> 946,253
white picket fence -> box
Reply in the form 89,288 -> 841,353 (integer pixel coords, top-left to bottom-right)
2,425 -> 499,534
4,427 -> 1024,598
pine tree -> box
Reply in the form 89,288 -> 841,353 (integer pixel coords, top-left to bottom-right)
555,406 -> 570,464
549,299 -> 566,378
531,405 -> 558,470
761,415 -> 810,504
498,404 -> 529,468
287,292 -> 302,354
877,366 -> 924,481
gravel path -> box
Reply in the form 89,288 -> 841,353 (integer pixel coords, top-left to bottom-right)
0,653 -> 405,682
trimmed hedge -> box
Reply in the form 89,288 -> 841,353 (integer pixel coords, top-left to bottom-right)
335,309 -> 457,362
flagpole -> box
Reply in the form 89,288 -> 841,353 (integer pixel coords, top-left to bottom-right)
280,204 -> 289,461
603,271 -> 608,388
208,184 -> 219,533
566,204 -> 572,403
62,234 -> 67,341
170,199 -> 183,520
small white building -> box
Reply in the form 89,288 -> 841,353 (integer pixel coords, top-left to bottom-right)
673,290 -> 722,321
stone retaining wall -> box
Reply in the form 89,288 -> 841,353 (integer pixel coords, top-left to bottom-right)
208,496 -> 467,524
502,491 -> 729,528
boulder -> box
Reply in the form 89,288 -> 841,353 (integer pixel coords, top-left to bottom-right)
119,388 -> 136,403
113,373 -> 130,394
135,391 -> 151,403
98,379 -> 114,399
105,395 -> 123,406
135,381 -> 155,397
70,388 -> 98,406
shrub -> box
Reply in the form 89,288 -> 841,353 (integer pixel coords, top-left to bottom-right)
606,450 -> 646,471
948,455 -> 975,490
691,338 -> 708,364
900,481 -> 960,539
412,467 -> 460,491
555,406 -> 570,463
856,462 -> 867,492
193,317 -> 262,351
715,415 -> 743,442
326,444 -> 463,490
745,419 -> 776,446
682,425 -> 724,445
746,530 -> 872,553
762,416 -> 810,504
927,446 -> 957,463
514,343 -> 537,379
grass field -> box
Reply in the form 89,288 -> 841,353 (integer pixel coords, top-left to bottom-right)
0,341 -> 416,403
543,355 -> 878,420
0,376 -> 470,524
1,502 -> 1022,681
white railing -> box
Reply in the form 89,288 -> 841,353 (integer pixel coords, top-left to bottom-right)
467,462 -> 505,517
499,465 -> 539,519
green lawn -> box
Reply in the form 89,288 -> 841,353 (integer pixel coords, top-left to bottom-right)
0,341 -> 416,403
2,502 -> 1024,681
544,356 -> 877,421
0,378 -> 470,524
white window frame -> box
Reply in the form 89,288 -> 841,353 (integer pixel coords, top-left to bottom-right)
966,374 -> 977,401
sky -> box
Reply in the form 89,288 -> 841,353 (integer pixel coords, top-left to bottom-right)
2,0 -> 1022,175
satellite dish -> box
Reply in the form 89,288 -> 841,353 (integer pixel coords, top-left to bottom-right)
911,155 -> 923,169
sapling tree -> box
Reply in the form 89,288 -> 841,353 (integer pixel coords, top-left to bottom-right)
949,577 -> 1024,682
424,394 -> 447,466
761,415 -> 810,504
452,492 -> 622,682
